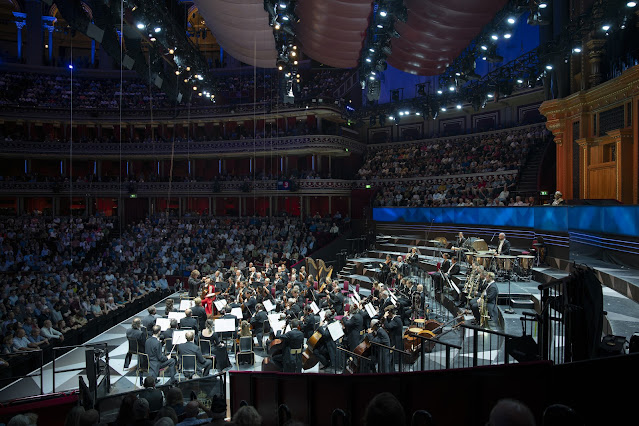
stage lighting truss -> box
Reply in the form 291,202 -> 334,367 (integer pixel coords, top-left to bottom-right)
358,0 -> 408,102
264,0 -> 301,103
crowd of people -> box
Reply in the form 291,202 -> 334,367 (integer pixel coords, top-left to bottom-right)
359,125 -> 549,181
0,68 -> 347,112
0,213 -> 342,370
361,125 -> 551,207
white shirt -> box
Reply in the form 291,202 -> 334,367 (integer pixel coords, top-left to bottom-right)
498,240 -> 505,254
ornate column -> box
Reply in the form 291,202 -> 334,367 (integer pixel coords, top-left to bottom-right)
24,0 -> 43,66
586,39 -> 606,89
13,12 -> 26,61
42,16 -> 56,64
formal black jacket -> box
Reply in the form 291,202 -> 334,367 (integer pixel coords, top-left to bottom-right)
440,259 -> 451,272
342,312 -> 364,351
281,328 -> 304,372
126,327 -> 146,352
497,239 -> 511,255
161,327 -> 177,341
179,317 -> 199,334
444,263 -> 461,276
368,327 -> 391,373
384,315 -> 403,351
250,311 -> 269,332
190,305 -> 207,331
188,277 -> 201,298
330,291 -> 345,315
138,388 -> 164,412
301,313 -> 319,339
177,341 -> 207,366
144,336 -> 169,377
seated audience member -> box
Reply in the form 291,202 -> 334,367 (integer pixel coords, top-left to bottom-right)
488,398 -> 536,426
164,387 -> 186,418
363,392 -> 406,426
132,398 -> 153,426
139,376 -> 165,412
175,400 -> 213,426
231,406 -> 262,426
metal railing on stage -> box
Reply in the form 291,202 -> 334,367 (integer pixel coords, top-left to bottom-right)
95,372 -> 227,424
52,343 -> 110,395
0,350 -> 44,396
458,323 -> 519,368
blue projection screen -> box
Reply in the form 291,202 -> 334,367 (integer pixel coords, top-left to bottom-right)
373,206 -> 639,238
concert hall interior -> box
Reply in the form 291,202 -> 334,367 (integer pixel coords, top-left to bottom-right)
1,0 -> 639,425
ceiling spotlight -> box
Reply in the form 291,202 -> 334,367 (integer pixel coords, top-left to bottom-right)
456,104 -> 462,110
388,116 -> 394,120
291,51 -> 296,57
149,37 -> 156,42
366,58 -> 372,63
377,24 -> 383,28
198,93 -> 202,96
175,70 -> 180,75
572,47 -> 582,53
491,34 -> 499,40
274,23 -> 281,30
546,64 -> 553,70
286,72 -> 291,77
369,75 -> 375,80
183,78 -> 188,82
293,45 -> 297,50
449,85 -> 455,91
369,48 -> 375,53
169,49 -> 174,54
154,27 -> 161,33
507,17 -> 516,24
186,67 -> 191,71
399,111 -> 405,116
404,110 -> 410,115
441,107 -> 447,112
437,90 -> 443,94
282,15 -> 289,21
628,1 -> 637,6
481,56 -> 487,60
136,23 -> 145,30
455,72 -> 461,76
601,24 -> 610,31
193,86 -> 197,91
197,75 -> 203,80
416,112 -> 421,116
293,60 -> 298,65
516,78 -> 523,84
296,73 -> 300,78
380,10 -> 387,17
539,2 -> 547,8
68,64 -> 73,69
206,93 -> 210,98
481,45 -> 488,51
504,33 -> 512,39
279,2 -> 287,8
278,65 -> 283,70
487,93 -> 494,98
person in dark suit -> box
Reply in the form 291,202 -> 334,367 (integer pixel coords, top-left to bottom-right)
329,283 -> 345,315
161,319 -> 178,341
496,233 -> 511,255
281,319 -> 304,373
144,325 -> 176,384
366,319 -> 391,373
301,305 -> 319,339
342,305 -> 364,351
188,270 -> 202,298
138,376 -> 164,412
434,253 -> 452,292
124,317 -> 146,368
383,306 -> 403,370
177,330 -> 212,377
141,307 -> 158,330
190,298 -> 207,332
471,272 -> 499,325
249,303 -> 269,346
179,309 -> 199,335
314,312 -> 337,370
200,319 -> 231,371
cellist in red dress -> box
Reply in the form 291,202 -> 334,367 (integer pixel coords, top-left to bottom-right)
202,277 -> 216,316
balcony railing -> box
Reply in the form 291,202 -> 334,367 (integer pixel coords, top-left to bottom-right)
0,135 -> 366,156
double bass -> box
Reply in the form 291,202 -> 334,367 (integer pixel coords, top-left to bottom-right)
261,316 -> 290,372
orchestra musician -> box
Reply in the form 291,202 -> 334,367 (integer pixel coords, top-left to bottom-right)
383,305 -> 403,370
405,247 -> 421,275
379,255 -> 393,285
328,282 -> 345,315
191,298 -> 208,332
313,311 -> 337,370
200,319 -> 231,371
177,330 -> 212,377
145,325 -> 177,385
188,270 -> 202,298
342,304 -> 365,351
395,256 -> 406,277
281,319 -> 304,373
496,233 -> 511,255
366,319 -> 391,373
301,305 -> 319,339
434,253 -> 460,291
470,272 -> 499,325
249,303 -> 269,347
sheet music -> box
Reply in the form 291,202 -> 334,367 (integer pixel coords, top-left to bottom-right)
352,292 -> 361,303
230,307 -> 243,319
319,310 -> 326,322
156,318 -> 171,331
179,300 -> 195,311
268,313 -> 286,335
327,321 -> 344,341
171,330 -> 189,345
310,301 -> 320,314
167,312 -> 186,321
364,303 -> 378,318
214,318 -> 236,333
263,299 -> 275,312
213,299 -> 227,311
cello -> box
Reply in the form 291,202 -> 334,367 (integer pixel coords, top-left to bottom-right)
261,316 -> 290,372
301,331 -> 322,370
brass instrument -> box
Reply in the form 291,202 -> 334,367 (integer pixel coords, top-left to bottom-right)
479,291 -> 489,327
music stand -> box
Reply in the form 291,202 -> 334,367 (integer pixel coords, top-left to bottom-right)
504,276 -> 515,314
